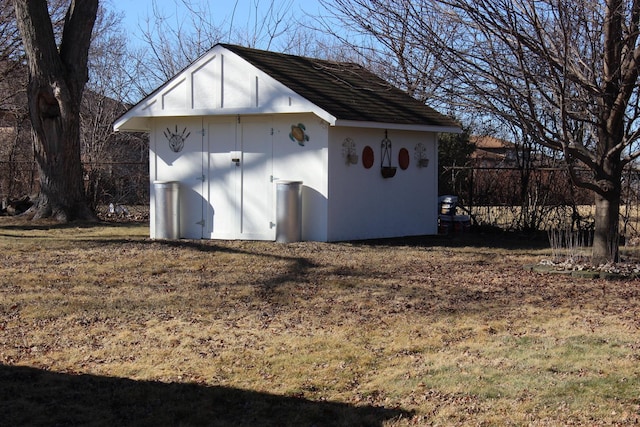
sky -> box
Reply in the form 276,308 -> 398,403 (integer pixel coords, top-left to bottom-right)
106,0 -> 338,101
112,0 -> 326,47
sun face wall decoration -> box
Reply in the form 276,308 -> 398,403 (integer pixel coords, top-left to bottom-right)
164,126 -> 191,153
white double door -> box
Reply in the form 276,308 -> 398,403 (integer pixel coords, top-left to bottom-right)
155,117 -> 275,240
173,116 -> 274,240
205,116 -> 275,240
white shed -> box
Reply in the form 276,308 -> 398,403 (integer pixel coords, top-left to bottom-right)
114,44 -> 460,241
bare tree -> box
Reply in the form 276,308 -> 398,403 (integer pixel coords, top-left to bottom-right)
13,0 -> 98,221
431,0 -> 640,263
2,2 -> 142,209
317,0 -> 456,111
0,0 -> 22,87
125,0 -> 228,99
81,4 -> 148,208
324,0 -> 640,263
129,0 -> 321,99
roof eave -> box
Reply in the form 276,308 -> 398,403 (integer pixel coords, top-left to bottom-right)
114,116 -> 152,132
113,107 -> 337,133
333,119 -> 461,133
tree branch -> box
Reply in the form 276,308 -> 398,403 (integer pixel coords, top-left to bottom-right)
13,0 -> 61,78
59,0 -> 98,101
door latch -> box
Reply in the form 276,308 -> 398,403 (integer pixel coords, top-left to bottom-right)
231,151 -> 241,167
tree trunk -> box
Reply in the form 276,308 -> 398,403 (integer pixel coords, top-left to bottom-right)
592,174 -> 621,265
28,79 -> 93,221
13,0 -> 98,222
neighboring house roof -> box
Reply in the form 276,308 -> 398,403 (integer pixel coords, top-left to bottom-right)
115,44 -> 460,133
470,135 -> 514,150
469,136 -> 517,166
220,44 -> 459,129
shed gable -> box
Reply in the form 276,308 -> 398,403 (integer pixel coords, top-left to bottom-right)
115,45 -> 334,131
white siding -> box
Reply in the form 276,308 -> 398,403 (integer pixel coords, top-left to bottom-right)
191,55 -> 220,109
327,127 -> 439,241
150,117 -> 205,239
271,114 -> 329,242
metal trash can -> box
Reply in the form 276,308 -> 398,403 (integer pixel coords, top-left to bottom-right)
439,195 -> 458,215
276,180 -> 302,243
154,181 -> 180,239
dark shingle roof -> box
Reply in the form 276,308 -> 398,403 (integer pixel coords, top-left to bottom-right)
221,44 -> 459,128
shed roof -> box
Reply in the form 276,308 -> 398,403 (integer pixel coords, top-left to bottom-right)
114,44 -> 460,132
221,44 -> 458,129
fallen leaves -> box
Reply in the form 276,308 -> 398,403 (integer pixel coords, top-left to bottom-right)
1,223 -> 639,425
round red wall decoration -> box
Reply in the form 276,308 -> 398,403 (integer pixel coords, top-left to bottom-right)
398,148 -> 410,170
362,145 -> 374,169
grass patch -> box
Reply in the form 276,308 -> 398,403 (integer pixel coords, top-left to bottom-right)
0,218 -> 639,425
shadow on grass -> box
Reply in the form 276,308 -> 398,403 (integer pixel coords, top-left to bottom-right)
0,364 -> 410,426
0,215 -> 550,250
0,219 -> 144,231
140,231 -> 550,252
351,229 -> 551,250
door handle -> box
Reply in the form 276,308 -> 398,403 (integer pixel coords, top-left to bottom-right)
232,158 -> 240,166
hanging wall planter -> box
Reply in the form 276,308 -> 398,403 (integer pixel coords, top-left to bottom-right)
342,137 -> 358,164
380,130 -> 396,178
381,166 -> 397,178
414,142 -> 429,168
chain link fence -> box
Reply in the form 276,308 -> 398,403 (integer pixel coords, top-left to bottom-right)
0,160 -> 149,217
440,166 -> 640,241
3,158 -> 640,241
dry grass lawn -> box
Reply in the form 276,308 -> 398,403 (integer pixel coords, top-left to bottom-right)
0,217 -> 639,426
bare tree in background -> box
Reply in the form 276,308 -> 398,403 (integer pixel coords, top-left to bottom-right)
127,0 -> 224,97
0,0 -> 22,89
317,0 -> 456,110
434,0 -> 640,264
2,1 -> 145,210
323,0 -> 640,264
129,0 -> 325,100
82,4 -> 147,208
13,0 -> 98,221
0,0 -> 28,200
